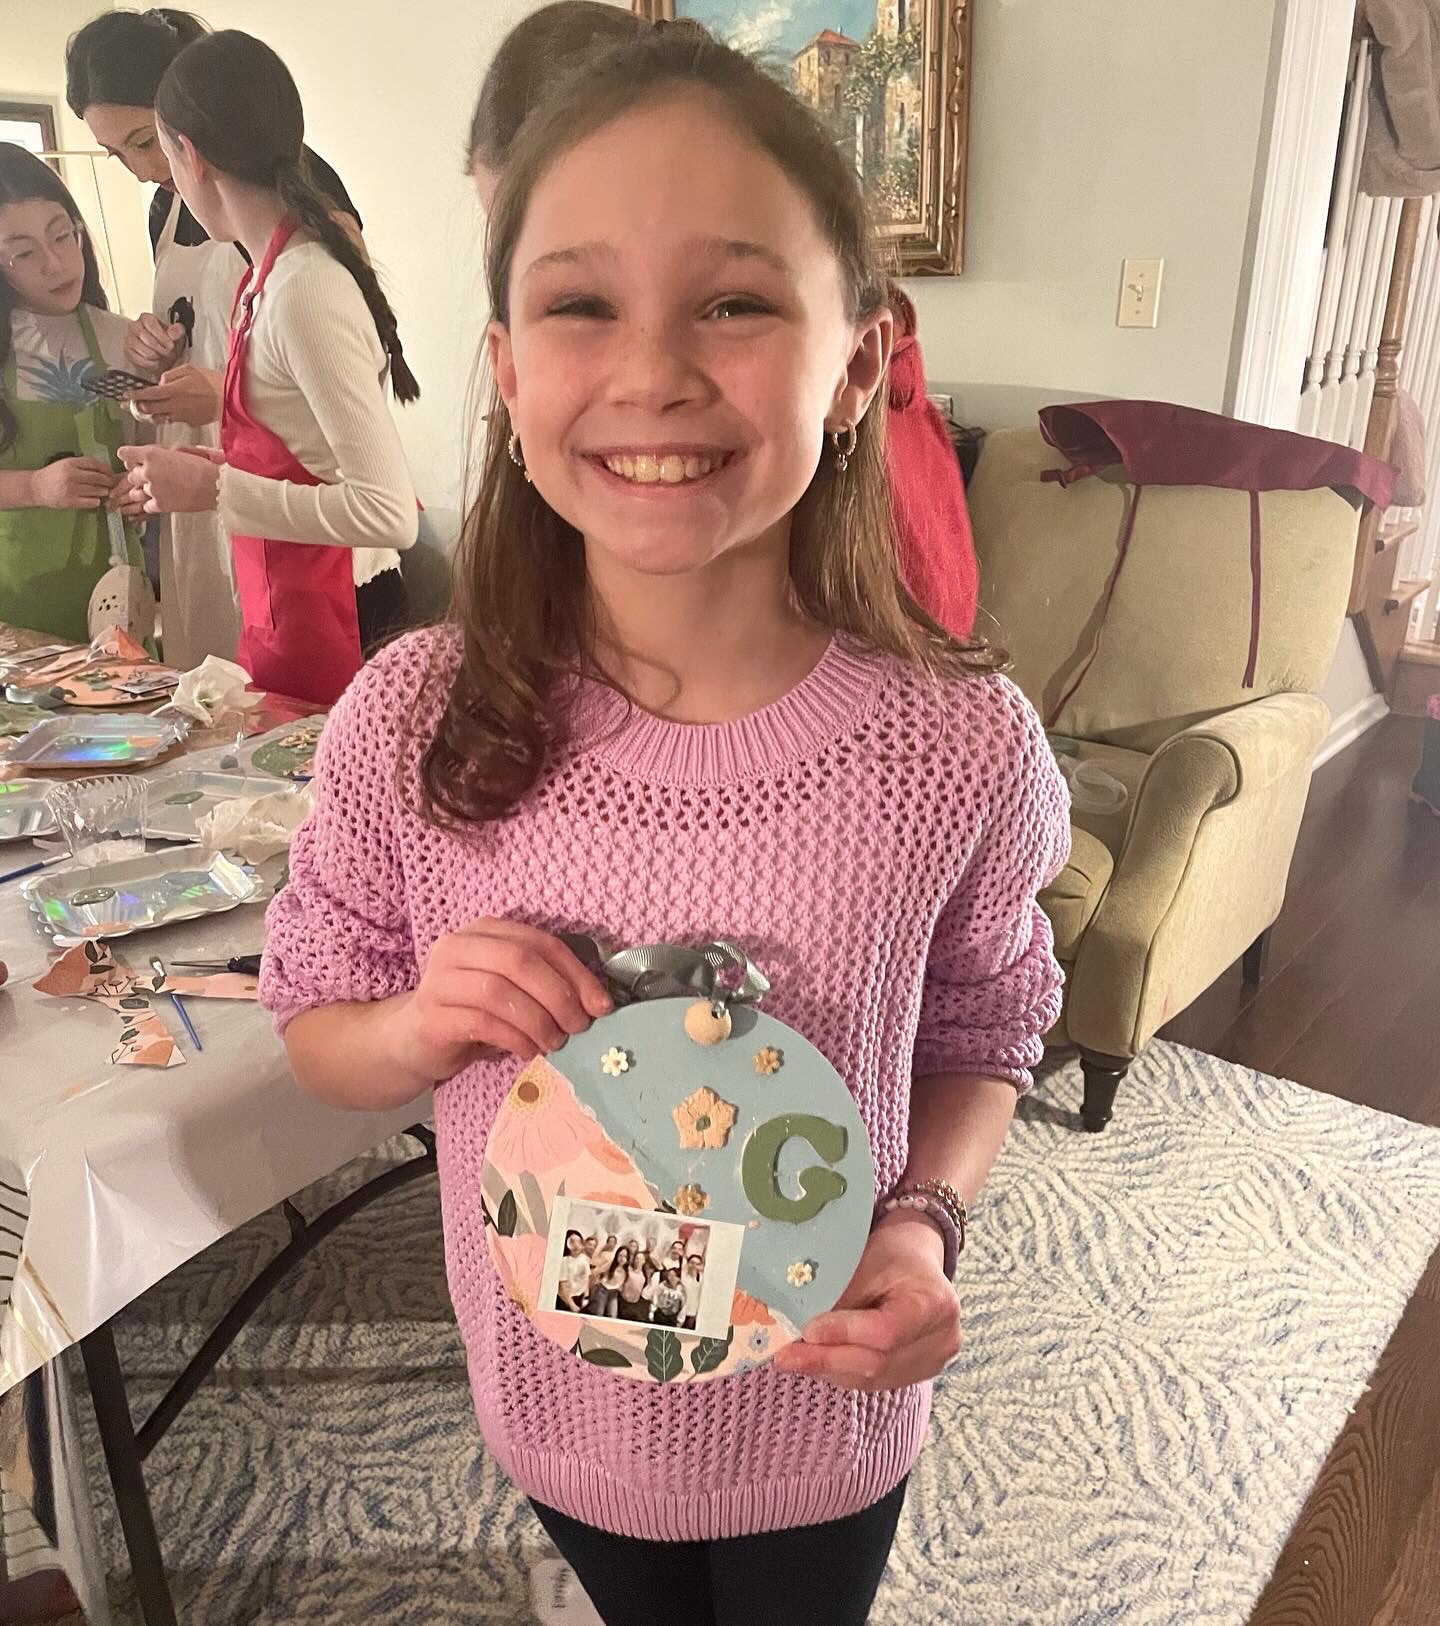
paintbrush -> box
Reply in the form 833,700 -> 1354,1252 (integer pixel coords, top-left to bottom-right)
151,954 -> 202,1051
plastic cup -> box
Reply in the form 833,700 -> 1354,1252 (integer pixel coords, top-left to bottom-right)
45,775 -> 148,865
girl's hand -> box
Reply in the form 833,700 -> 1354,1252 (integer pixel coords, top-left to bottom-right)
773,1211 -> 962,1390
125,366 -> 222,428
107,475 -> 149,521
382,919 -> 613,1085
29,457 -> 116,510
117,444 -> 222,514
125,313 -> 186,376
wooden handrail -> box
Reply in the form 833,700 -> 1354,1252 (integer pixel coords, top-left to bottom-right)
1349,195 -> 1425,614
1345,198 -> 1423,614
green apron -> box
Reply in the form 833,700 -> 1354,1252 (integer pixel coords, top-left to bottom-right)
0,305 -> 143,643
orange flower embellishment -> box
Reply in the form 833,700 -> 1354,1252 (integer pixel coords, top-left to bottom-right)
672,1086 -> 737,1150
754,1046 -> 783,1076
674,1183 -> 709,1216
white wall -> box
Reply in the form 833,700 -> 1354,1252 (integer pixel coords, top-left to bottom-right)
909,0 -> 1281,416
3,0 -> 154,315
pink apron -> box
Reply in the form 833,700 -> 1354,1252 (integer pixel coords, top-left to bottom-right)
221,217 -> 360,704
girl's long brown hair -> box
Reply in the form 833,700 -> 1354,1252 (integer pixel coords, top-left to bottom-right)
155,30 -> 419,404
422,21 -> 1000,829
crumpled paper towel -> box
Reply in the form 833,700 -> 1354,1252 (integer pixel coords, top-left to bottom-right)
169,655 -> 261,725
197,782 -> 313,862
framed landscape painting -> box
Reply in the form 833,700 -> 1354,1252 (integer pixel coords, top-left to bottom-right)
634,0 -> 973,275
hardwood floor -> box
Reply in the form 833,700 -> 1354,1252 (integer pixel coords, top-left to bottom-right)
1158,716 -> 1440,1626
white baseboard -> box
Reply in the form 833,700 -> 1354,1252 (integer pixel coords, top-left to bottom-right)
1313,692 -> 1391,769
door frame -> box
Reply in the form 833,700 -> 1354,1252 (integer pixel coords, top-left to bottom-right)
1229,0 -> 1356,430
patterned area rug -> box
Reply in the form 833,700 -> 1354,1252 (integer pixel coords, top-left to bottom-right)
77,1042 -> 1440,1625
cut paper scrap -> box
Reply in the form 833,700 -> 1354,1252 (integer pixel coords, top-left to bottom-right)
36,939 -> 259,1068
7,627 -> 176,709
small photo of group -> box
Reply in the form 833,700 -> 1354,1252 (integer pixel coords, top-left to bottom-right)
547,1199 -> 719,1331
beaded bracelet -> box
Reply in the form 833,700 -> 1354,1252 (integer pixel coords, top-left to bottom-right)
876,1179 -> 967,1281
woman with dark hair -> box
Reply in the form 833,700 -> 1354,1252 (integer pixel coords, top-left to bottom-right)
592,1247 -> 630,1321
116,29 -> 419,705
556,1229 -> 590,1313
0,144 -> 145,639
65,7 -> 364,667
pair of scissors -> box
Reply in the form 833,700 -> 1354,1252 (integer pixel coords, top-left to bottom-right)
171,954 -> 262,976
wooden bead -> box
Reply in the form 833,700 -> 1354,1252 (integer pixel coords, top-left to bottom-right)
684,998 -> 732,1046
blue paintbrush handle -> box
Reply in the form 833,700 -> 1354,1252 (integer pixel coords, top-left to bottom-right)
167,990 -> 203,1052
0,859 -> 46,885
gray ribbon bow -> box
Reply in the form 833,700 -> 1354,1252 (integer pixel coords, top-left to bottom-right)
560,934 -> 769,1009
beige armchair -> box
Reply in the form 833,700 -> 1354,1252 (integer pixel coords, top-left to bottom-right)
967,427 -> 1362,1130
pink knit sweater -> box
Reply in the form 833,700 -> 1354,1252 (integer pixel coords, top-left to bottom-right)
261,627 -> 1069,1542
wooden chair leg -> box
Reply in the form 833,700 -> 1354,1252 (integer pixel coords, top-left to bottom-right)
1242,928 -> 1272,987
1079,1049 -> 1130,1133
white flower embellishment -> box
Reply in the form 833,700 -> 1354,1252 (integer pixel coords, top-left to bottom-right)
599,1047 -> 632,1078
786,1260 -> 815,1288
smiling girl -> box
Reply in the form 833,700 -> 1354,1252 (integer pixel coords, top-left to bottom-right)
261,22 -> 1066,1626
468,0 -> 980,639
0,144 -> 145,641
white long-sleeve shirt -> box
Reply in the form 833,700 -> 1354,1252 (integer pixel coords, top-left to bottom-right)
217,238 -> 417,588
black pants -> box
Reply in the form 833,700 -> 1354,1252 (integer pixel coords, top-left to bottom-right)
530,1477 -> 907,1626
355,565 -> 411,657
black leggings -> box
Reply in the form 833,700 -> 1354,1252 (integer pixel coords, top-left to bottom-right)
530,1477 -> 907,1626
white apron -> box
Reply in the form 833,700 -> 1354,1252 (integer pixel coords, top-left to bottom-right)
151,191 -> 245,667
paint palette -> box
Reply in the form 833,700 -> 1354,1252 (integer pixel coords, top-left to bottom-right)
481,995 -> 875,1383
249,715 -> 326,782
22,847 -> 261,940
6,714 -> 188,769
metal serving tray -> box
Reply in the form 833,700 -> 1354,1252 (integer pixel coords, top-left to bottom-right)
0,781 -> 56,842
6,714 -> 187,769
143,770 -> 287,842
23,847 -> 261,940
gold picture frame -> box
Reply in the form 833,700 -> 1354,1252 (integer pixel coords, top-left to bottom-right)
634,1 -> 972,275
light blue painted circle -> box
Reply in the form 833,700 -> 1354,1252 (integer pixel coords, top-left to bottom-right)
551,998 -> 876,1329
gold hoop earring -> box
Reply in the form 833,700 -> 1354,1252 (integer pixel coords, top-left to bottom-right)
507,430 -> 531,483
831,423 -> 858,474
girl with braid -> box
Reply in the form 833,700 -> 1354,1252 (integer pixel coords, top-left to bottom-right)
118,30 -> 418,703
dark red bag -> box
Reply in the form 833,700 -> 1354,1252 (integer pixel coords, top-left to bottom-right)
1037,401 -> 1397,723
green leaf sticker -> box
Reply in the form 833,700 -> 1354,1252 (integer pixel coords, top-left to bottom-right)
645,1328 -> 682,1383
118,1028 -> 138,1043
496,1189 -> 517,1237
580,1346 -> 634,1369
689,1331 -> 733,1376
152,974 -> 166,990
118,996 -> 148,1010
83,940 -> 102,964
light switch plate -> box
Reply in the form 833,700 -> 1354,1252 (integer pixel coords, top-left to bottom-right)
1118,258 -> 1164,328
